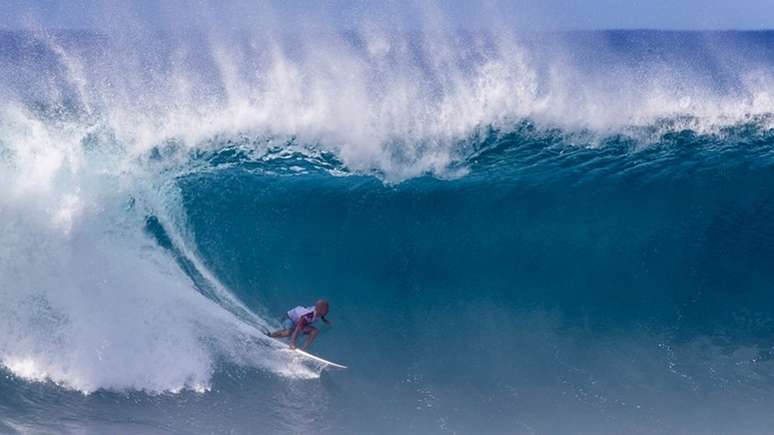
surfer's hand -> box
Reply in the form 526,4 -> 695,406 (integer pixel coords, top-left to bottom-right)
289,343 -> 296,350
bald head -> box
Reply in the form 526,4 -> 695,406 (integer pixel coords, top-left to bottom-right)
315,299 -> 329,317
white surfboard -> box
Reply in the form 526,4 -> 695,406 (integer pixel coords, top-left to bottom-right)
286,347 -> 348,369
264,329 -> 347,369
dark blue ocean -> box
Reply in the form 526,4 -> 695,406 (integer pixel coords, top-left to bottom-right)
1,26 -> 774,434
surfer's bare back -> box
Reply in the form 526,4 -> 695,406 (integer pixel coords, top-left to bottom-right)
267,299 -> 331,350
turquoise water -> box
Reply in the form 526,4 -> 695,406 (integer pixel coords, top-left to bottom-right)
1,28 -> 774,434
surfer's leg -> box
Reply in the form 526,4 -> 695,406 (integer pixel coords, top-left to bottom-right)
300,326 -> 319,351
268,317 -> 296,338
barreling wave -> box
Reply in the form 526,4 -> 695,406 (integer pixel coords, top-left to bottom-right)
0,26 -> 773,398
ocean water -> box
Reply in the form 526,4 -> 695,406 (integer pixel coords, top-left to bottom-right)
1,25 -> 774,434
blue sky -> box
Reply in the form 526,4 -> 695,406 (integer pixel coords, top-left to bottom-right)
1,0 -> 773,31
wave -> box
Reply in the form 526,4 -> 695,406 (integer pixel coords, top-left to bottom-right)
0,27 -> 773,398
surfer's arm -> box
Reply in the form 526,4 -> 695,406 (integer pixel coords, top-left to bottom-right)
290,322 -> 303,349
321,316 -> 331,325
289,321 -> 305,349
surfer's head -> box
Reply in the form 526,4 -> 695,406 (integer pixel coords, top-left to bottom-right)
315,299 -> 329,317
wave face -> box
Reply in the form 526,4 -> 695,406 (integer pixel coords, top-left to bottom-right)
1,25 -> 774,434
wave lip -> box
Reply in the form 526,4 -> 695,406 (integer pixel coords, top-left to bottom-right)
2,30 -> 773,180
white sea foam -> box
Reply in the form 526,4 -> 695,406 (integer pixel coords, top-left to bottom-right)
7,18 -> 771,180
0,103 -> 317,393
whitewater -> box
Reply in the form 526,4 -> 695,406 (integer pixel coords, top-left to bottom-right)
1,7 -> 774,435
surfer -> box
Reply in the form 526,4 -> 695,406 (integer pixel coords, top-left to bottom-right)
266,299 -> 331,350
